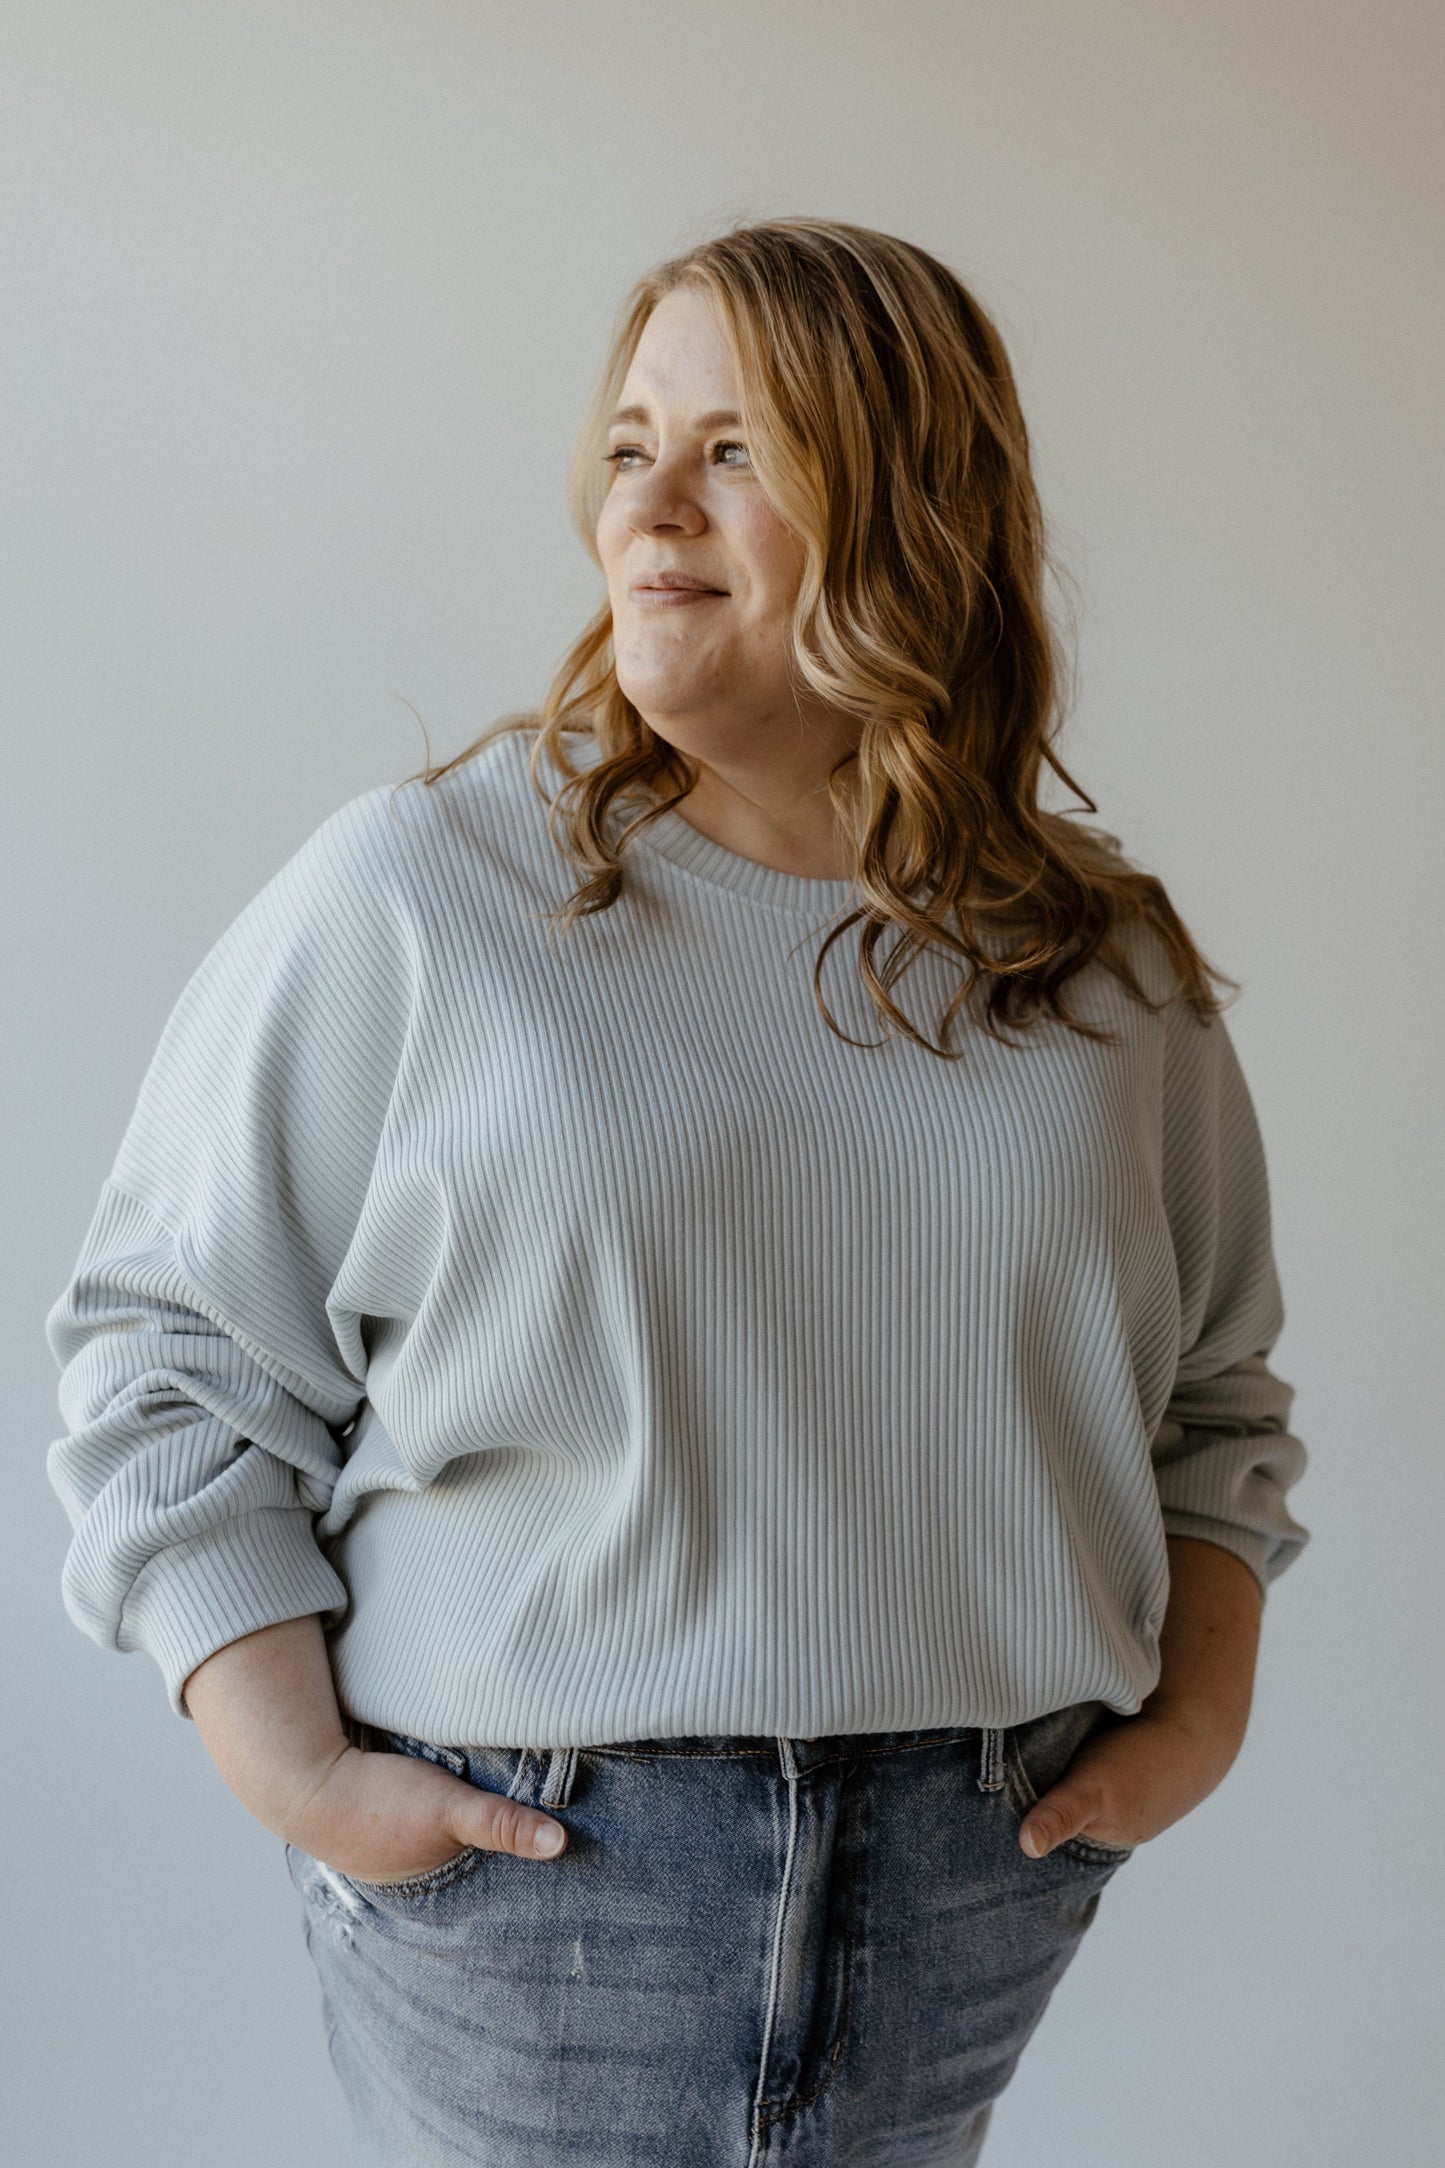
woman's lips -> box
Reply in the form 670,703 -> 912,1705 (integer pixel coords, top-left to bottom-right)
630,586 -> 726,606
630,573 -> 728,606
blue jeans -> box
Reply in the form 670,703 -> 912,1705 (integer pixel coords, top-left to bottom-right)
285,1699 -> 1136,2165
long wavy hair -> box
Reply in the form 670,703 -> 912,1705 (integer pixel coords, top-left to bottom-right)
401,215 -> 1235,1055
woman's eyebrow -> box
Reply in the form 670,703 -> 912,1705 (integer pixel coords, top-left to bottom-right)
607,404 -> 743,431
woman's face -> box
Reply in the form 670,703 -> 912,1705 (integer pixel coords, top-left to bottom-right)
595,284 -> 810,756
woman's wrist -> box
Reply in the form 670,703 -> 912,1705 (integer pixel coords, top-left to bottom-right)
182,1613 -> 352,1839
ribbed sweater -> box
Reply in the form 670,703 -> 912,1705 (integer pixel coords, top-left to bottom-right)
45,726 -> 1310,1746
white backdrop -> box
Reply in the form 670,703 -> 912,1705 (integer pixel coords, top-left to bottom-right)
4,4 -> 1440,2163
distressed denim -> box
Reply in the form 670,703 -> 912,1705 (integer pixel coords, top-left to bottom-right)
285,1698 -> 1135,2166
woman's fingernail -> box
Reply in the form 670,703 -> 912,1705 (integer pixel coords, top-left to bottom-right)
534,1823 -> 566,1856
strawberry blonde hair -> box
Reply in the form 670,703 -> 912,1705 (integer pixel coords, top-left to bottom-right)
403,215 -> 1234,1055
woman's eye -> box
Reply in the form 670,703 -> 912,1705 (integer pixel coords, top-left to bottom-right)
601,441 -> 751,472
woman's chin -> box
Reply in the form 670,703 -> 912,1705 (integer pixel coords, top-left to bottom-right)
613,675 -> 713,726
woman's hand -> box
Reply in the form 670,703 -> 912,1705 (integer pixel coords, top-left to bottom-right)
1016,1702 -> 1240,1857
182,1614 -> 567,1881
1019,1533 -> 1265,1858
279,1736 -> 568,1883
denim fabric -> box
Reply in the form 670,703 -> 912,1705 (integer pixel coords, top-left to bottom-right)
285,1699 -> 1135,2166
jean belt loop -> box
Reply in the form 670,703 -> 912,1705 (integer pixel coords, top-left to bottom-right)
342,1709 -> 379,1755
976,1724 -> 1006,1792
539,1747 -> 580,1810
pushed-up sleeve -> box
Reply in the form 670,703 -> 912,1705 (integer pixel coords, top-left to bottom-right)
45,788 -> 417,1718
1149,996 -> 1310,1600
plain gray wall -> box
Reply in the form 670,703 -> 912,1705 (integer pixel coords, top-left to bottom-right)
5,3 -> 1440,2162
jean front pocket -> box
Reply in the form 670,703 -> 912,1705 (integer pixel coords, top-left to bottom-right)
1001,1701 -> 1136,1869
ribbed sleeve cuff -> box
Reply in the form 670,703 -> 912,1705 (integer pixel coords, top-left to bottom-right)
1152,1418 -> 1311,1604
118,1507 -> 350,1720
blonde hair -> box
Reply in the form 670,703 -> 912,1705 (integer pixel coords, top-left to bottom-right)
403,215 -> 1235,1055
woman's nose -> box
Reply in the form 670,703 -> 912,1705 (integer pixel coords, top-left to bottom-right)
626,462 -> 707,536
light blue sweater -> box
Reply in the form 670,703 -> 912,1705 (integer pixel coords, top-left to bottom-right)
45,728 -> 1309,1745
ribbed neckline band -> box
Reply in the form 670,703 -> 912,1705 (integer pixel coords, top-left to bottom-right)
628,804 -> 861,916
537,728 -> 860,917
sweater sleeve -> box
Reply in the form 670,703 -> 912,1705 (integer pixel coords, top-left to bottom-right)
44,787 -> 417,1719
1148,996 -> 1311,1601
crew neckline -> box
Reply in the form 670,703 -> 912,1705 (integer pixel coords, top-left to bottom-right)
539,728 -> 861,918
629,802 -> 861,916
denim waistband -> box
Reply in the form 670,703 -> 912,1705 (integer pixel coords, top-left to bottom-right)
346,1712 -> 1011,1800
588,1724 -> 1000,1782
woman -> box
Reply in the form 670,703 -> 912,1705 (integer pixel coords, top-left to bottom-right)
46,217 -> 1309,2166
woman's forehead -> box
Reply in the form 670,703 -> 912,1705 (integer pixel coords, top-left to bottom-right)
619,289 -> 737,409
